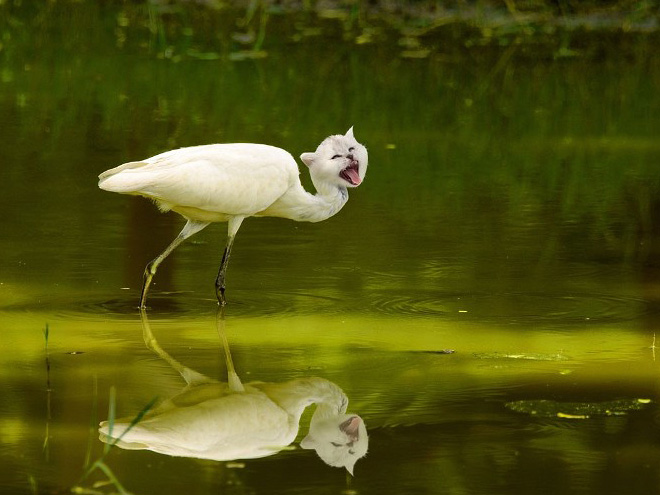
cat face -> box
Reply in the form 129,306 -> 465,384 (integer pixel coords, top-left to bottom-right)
300,414 -> 368,475
300,127 -> 368,190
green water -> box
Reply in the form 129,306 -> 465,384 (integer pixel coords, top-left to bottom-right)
2,2 -> 660,494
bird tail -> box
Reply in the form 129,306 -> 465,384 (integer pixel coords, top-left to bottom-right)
98,161 -> 150,193
98,421 -> 149,450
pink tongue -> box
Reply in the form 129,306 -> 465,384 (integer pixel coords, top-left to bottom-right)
343,167 -> 361,186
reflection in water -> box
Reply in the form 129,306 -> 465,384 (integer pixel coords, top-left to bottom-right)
98,309 -> 368,474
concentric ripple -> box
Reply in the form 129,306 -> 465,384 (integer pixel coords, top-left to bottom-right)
3,288 -> 655,324
367,290 -> 655,323
0,289 -> 346,320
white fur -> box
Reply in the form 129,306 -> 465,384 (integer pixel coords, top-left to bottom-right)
300,411 -> 369,475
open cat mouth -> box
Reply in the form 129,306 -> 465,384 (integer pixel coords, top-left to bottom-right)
339,160 -> 361,186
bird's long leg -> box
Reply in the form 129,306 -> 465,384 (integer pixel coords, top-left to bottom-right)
140,308 -> 211,386
140,219 -> 210,309
215,216 -> 245,306
215,305 -> 244,392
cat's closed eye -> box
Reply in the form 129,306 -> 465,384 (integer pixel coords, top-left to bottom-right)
331,154 -> 341,159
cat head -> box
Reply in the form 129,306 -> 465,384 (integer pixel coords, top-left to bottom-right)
300,127 -> 368,191
300,413 -> 368,475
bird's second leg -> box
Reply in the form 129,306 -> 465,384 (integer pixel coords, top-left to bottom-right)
215,305 -> 245,392
140,220 -> 209,309
215,238 -> 234,306
214,216 -> 245,306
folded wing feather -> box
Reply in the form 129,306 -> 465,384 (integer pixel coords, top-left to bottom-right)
98,144 -> 299,216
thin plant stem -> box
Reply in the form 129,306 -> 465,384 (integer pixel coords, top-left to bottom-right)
96,461 -> 133,495
42,324 -> 51,461
253,7 -> 269,52
78,391 -> 158,484
83,376 -> 99,470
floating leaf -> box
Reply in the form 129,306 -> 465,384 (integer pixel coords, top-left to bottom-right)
557,412 -> 589,419
506,398 -> 652,418
232,31 -> 256,45
400,49 -> 431,59
399,37 -> 421,49
186,50 -> 221,60
295,27 -> 323,38
229,50 -> 268,62
474,352 -> 568,361
318,9 -> 349,20
355,33 -> 373,45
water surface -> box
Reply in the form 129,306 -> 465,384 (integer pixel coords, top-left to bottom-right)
2,3 -> 660,494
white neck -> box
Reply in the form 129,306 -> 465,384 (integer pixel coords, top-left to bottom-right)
256,377 -> 348,420
257,181 -> 349,223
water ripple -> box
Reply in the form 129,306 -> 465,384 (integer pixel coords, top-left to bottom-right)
2,289 -> 654,323
1,289 -> 345,320
367,290 -> 654,323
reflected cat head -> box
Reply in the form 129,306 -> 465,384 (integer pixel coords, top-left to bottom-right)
300,413 -> 368,475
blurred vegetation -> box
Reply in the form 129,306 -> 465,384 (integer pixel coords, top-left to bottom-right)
1,0 -> 658,62
0,0 -> 659,302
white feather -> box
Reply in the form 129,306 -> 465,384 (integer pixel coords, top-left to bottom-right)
99,144 -> 298,221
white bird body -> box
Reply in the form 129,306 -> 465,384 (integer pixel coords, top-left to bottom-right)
99,382 -> 292,460
98,128 -> 368,307
100,144 -> 302,223
99,378 -> 344,461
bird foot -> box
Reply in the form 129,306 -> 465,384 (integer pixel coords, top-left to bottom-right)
216,286 -> 227,307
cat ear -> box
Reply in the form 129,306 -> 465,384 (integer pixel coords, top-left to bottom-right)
345,126 -> 354,139
299,434 -> 315,449
300,152 -> 316,167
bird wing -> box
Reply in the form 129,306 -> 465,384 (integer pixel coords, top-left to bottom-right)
99,144 -> 300,216
99,389 -> 295,460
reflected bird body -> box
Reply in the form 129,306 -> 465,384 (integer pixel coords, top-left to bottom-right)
99,377 -> 354,462
98,128 -> 368,307
99,311 -> 368,473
